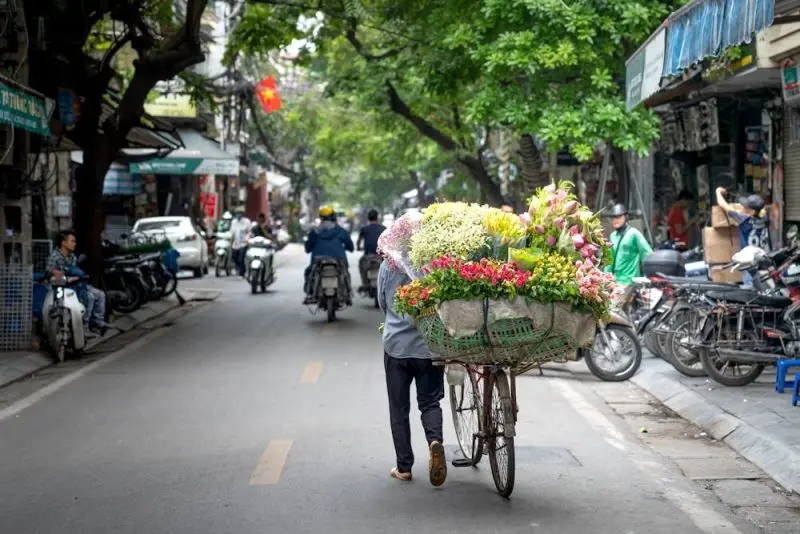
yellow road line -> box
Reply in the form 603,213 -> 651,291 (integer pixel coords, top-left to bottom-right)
300,361 -> 324,384
250,440 -> 293,486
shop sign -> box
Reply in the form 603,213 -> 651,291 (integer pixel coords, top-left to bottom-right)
199,192 -> 218,218
130,157 -> 239,176
782,59 -> 800,106
625,28 -> 666,111
143,94 -> 197,118
0,76 -> 51,136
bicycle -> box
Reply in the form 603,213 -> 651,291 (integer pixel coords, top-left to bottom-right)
447,360 -> 537,498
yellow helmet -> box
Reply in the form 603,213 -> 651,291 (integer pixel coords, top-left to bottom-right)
319,205 -> 335,218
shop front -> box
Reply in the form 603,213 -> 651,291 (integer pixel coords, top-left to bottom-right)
128,128 -> 239,227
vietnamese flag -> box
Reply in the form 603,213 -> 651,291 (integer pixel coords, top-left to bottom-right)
255,75 -> 282,114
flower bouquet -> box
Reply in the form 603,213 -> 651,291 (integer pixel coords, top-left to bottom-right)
389,182 -> 618,365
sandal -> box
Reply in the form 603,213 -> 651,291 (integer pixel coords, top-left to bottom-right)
389,467 -> 412,481
429,441 -> 447,487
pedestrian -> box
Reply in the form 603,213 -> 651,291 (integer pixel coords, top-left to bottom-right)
230,207 -> 251,277
666,189 -> 695,246
377,259 -> 447,486
606,204 -> 653,288
715,187 -> 769,287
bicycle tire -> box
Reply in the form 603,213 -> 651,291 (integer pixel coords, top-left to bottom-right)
487,369 -> 515,498
448,366 -> 484,466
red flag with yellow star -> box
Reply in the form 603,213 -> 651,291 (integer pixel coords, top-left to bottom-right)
255,75 -> 282,114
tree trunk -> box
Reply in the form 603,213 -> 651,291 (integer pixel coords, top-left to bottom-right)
517,134 -> 550,201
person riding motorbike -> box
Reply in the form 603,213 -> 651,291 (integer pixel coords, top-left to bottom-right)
47,230 -> 109,336
230,207 -> 251,277
216,211 -> 233,234
304,206 -> 354,304
249,213 -> 276,242
357,209 -> 386,290
606,204 -> 652,289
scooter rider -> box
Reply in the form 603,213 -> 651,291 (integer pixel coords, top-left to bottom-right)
304,206 -> 354,304
47,230 -> 109,335
357,209 -> 386,290
606,204 -> 653,288
230,207 -> 251,277
217,211 -> 233,233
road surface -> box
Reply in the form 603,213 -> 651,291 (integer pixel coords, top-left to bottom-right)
0,246 -> 765,533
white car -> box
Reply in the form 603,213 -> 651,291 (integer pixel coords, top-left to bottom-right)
132,216 -> 208,277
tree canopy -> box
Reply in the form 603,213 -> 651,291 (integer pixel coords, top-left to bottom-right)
228,0 -> 680,206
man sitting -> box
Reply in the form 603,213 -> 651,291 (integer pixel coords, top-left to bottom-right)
304,206 -> 354,304
47,230 -> 109,336
357,209 -> 386,290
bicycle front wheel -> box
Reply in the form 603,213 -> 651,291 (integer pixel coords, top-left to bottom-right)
449,365 -> 483,465
487,369 -> 515,498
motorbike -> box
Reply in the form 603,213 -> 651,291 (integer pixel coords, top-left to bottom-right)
245,236 -> 276,294
215,230 -> 233,277
102,255 -> 149,313
683,245 -> 800,386
359,254 -> 383,308
42,274 -> 87,363
309,257 -> 347,322
577,309 -> 642,381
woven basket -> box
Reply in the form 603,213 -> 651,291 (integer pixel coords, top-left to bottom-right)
417,306 -> 582,365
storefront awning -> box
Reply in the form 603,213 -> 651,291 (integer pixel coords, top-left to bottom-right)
626,0 -> 777,109
128,128 -> 239,175
665,0 -> 775,77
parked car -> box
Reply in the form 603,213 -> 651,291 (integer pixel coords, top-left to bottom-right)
132,216 -> 208,277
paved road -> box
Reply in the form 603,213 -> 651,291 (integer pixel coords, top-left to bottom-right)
0,246 -> 763,534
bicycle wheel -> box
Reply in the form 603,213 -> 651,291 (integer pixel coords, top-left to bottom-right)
486,369 -> 515,498
448,366 -> 483,465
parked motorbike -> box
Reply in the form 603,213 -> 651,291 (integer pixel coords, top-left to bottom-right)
42,275 -> 87,362
215,230 -> 233,277
309,257 -> 347,322
102,255 -> 149,314
245,236 -> 276,294
683,246 -> 800,386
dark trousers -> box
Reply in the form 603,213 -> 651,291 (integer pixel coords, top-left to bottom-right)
384,353 -> 445,473
233,247 -> 247,276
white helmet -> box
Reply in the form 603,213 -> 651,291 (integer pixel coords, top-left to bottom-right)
222,211 -> 233,220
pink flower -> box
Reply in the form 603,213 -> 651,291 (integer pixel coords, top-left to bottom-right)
564,200 -> 579,214
520,213 -> 531,226
534,225 -> 546,234
569,225 -> 581,236
543,184 -> 556,193
554,217 -> 565,229
546,235 -> 557,247
572,234 -> 586,249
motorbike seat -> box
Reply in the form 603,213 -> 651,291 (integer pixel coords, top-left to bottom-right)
705,289 -> 792,308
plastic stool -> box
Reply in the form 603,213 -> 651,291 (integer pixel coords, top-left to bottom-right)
776,359 -> 800,393
793,374 -> 800,407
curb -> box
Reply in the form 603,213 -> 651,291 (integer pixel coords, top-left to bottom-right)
632,360 -> 800,494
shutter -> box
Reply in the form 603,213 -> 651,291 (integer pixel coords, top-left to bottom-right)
784,107 -> 800,221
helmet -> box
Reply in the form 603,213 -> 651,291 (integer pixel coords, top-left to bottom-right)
222,211 -> 233,220
608,204 -> 628,217
739,194 -> 765,213
319,205 -> 335,218
234,206 -> 246,215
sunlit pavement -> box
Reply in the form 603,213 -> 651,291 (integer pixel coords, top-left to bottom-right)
0,245 -> 779,534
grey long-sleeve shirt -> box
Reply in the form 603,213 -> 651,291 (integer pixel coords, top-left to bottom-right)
377,262 -> 431,359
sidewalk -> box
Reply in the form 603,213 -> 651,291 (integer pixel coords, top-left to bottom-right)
0,288 -> 218,390
632,355 -> 800,494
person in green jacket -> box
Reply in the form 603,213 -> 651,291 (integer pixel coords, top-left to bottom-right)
606,204 -> 652,286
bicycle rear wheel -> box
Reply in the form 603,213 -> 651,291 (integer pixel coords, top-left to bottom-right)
449,366 -> 484,465
486,368 -> 515,498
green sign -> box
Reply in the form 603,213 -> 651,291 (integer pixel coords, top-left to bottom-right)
130,157 -> 239,176
0,78 -> 50,136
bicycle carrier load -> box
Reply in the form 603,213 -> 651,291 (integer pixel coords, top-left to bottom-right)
418,298 -> 596,364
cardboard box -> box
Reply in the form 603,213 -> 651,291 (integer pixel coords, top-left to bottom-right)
710,265 -> 743,284
703,226 -> 740,264
711,205 -> 739,228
